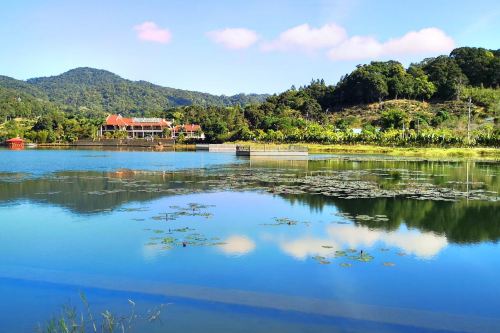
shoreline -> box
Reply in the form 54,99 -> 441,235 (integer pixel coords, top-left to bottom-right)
2,141 -> 499,160
230,142 -> 500,160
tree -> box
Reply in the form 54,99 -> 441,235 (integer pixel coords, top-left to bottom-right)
421,56 -> 468,100
36,130 -> 49,143
384,61 -> 413,99
334,64 -> 389,104
450,47 -> 497,87
431,110 -> 450,127
203,120 -> 228,142
380,109 -> 408,130
413,77 -> 436,101
162,127 -> 171,138
301,98 -> 322,120
244,104 -> 265,128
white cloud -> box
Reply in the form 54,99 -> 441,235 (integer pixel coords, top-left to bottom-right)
207,28 -> 259,49
327,35 -> 382,61
258,22 -> 454,61
134,21 -> 172,44
383,28 -> 455,55
328,27 -> 455,61
218,235 -> 256,255
261,23 -> 347,52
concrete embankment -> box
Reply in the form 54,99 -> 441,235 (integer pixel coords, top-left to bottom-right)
35,138 -> 178,149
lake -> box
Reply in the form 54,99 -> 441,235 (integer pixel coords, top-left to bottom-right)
0,149 -> 499,333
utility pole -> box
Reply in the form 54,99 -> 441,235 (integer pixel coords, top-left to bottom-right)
467,96 -> 472,145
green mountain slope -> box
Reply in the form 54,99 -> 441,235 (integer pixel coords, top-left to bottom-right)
0,67 -> 268,115
0,75 -> 47,98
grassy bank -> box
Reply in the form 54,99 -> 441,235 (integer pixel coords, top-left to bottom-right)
9,140 -> 499,159
231,141 -> 500,159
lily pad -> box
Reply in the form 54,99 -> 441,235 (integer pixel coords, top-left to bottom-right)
161,237 -> 177,245
334,250 -> 347,257
348,253 -> 374,262
172,227 -> 194,233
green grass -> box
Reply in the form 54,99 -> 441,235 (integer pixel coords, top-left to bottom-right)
230,141 -> 500,159
38,293 -> 165,333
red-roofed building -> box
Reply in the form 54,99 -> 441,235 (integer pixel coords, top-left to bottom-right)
100,114 -> 204,140
5,137 -> 24,149
100,114 -> 172,139
171,124 -> 205,140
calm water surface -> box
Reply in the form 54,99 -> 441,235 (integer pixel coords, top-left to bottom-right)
0,149 -> 499,332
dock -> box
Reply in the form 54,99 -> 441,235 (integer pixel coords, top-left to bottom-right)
196,144 -> 237,152
236,145 -> 308,156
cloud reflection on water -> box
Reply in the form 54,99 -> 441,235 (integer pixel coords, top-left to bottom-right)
218,235 -> 256,256
278,224 -> 448,260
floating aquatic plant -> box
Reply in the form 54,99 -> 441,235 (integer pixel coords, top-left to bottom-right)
355,215 -> 373,221
334,250 -> 347,257
163,203 -> 215,221
161,237 -> 176,245
261,217 -> 309,226
309,248 -> 378,266
169,227 -> 194,233
311,255 -> 331,265
350,253 -> 374,262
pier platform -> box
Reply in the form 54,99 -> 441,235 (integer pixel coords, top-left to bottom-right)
196,144 -> 237,152
236,145 -> 308,156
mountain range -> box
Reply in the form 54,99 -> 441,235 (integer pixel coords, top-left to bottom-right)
0,67 -> 268,115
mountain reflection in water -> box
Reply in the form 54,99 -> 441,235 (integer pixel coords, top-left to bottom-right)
0,157 -> 497,245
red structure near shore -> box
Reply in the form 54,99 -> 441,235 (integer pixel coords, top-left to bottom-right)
100,114 -> 205,140
5,137 -> 24,150
100,114 -> 172,138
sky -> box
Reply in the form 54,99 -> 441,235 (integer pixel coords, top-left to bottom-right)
0,0 -> 499,95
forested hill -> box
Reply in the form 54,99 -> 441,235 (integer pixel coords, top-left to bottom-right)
1,46 -> 499,146
0,67 -> 268,115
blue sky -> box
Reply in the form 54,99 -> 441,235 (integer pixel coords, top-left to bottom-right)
1,0 -> 498,95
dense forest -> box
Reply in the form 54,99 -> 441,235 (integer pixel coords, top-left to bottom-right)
0,67 -> 268,117
1,47 -> 499,146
